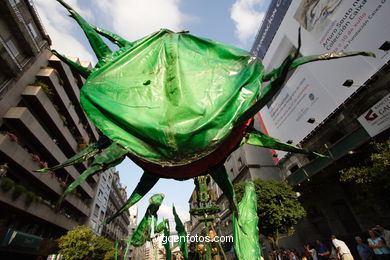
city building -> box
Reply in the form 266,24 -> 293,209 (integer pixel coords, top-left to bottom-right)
124,204 -> 138,259
251,0 -> 390,253
88,167 -> 115,235
102,171 -> 130,251
0,0 -> 101,258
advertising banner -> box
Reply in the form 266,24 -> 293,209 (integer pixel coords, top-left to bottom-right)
358,93 -> 390,137
251,0 -> 292,59
255,0 -> 389,152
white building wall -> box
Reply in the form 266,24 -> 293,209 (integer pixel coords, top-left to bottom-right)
88,167 -> 115,235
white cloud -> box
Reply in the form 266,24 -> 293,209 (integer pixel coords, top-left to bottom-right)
95,0 -> 188,41
35,0 -> 94,62
230,0 -> 266,48
158,204 -> 190,225
35,0 -> 190,63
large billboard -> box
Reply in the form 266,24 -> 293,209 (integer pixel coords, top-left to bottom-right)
251,0 -> 292,59
255,0 -> 390,157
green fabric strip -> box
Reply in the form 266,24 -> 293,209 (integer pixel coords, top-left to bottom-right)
51,50 -> 91,79
233,181 -> 261,260
243,131 -> 326,157
57,0 -> 111,61
210,165 -> 238,216
163,222 -> 171,260
236,28 -> 302,125
173,205 -> 188,260
130,194 -> 164,246
104,172 -> 160,224
92,25 -> 132,48
264,51 -> 375,81
57,142 -> 127,206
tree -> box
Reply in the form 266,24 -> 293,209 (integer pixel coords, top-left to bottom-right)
234,179 -> 306,249
339,137 -> 390,205
58,226 -> 115,260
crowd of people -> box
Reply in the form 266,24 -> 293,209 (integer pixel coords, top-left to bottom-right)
271,225 -> 390,260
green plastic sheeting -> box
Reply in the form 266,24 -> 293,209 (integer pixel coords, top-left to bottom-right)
54,0 -> 374,170
242,130 -> 326,157
57,142 -> 127,205
233,181 -> 261,260
130,194 -> 164,247
154,218 -> 168,234
80,28 -> 263,167
103,172 -> 160,224
34,136 -> 110,173
173,205 -> 188,260
163,222 -> 172,260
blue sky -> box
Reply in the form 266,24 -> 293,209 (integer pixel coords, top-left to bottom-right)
35,0 -> 270,224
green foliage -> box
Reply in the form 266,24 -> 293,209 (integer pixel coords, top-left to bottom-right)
25,191 -> 37,207
234,179 -> 306,248
58,226 -> 115,260
340,138 -> 390,204
0,178 -> 15,192
11,184 -> 26,201
93,236 -> 115,260
36,81 -> 55,100
103,250 -> 115,260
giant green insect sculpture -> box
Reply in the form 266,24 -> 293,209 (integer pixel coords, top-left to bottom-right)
37,0 -> 374,257
130,193 -> 164,247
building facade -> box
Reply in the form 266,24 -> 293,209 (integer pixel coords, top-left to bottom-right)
125,205 -> 138,259
88,167 -> 115,235
251,0 -> 390,255
102,171 -> 130,251
0,0 -> 101,258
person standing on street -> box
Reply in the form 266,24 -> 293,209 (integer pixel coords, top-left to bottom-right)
376,225 -> 390,249
368,229 -> 390,260
317,240 -> 331,260
355,236 -> 374,260
331,235 -> 354,260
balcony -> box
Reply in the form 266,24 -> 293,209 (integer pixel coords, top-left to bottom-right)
0,180 -> 78,231
22,86 -> 77,156
48,55 -> 99,141
35,68 -> 89,143
2,107 -> 94,199
0,134 -> 90,217
21,85 -> 90,173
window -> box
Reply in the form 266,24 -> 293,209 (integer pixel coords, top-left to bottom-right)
98,189 -> 103,197
288,163 -> 300,174
94,204 -> 100,217
100,210 -> 105,221
9,0 -> 20,7
237,157 -> 243,169
5,40 -> 19,58
27,23 -> 37,38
